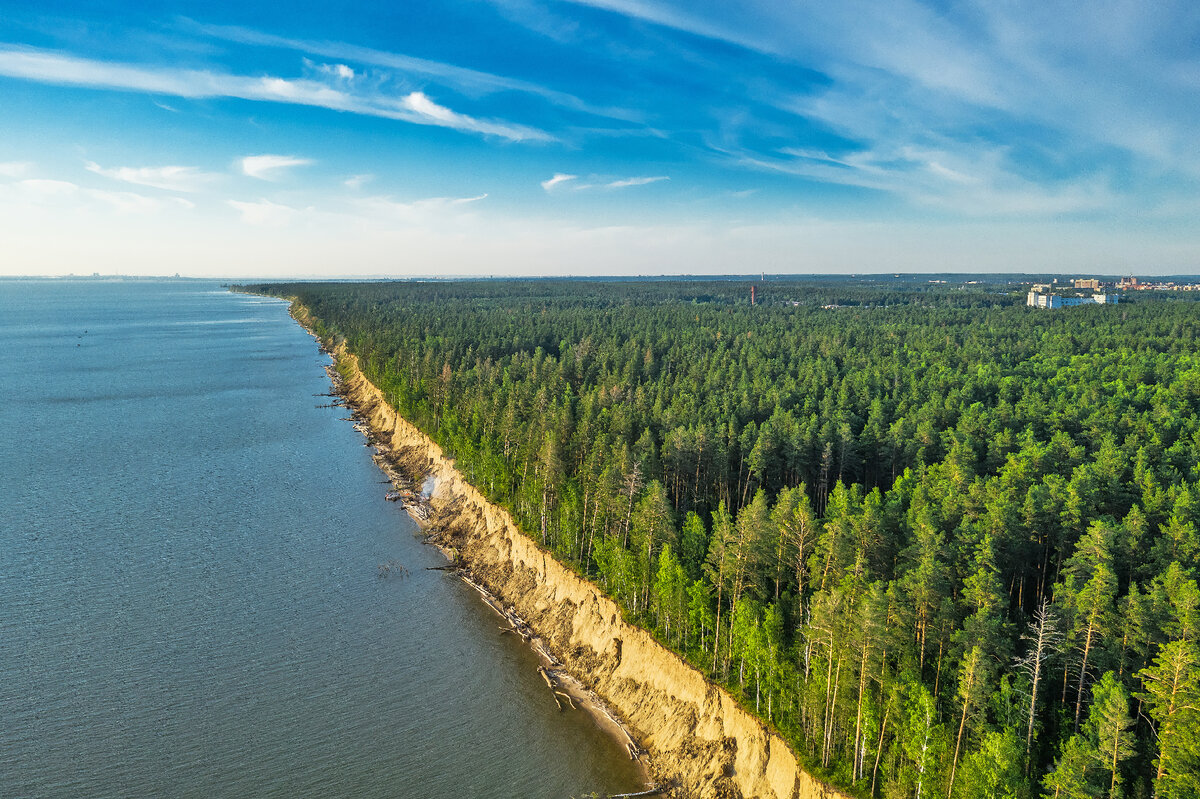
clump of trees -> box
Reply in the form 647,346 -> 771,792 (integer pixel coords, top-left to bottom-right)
248,277 -> 1200,798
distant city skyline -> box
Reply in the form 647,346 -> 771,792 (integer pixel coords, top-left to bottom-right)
1,1 -> 1198,277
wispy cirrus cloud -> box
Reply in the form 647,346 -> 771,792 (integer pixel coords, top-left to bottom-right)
551,0 -> 772,54
605,175 -> 668,188
543,173 -> 668,191
541,173 -> 577,191
732,141 -> 1115,216
344,173 -> 373,189
240,154 -> 313,180
0,45 -> 553,142
85,161 -> 217,192
400,91 -> 534,140
513,0 -> 1200,211
185,20 -> 639,123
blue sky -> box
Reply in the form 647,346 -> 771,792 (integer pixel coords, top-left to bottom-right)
1,0 -> 1198,276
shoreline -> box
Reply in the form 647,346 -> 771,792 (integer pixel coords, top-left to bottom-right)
323,351 -> 656,788
303,314 -> 657,790
286,299 -> 850,799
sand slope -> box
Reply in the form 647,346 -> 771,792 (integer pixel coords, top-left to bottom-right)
331,336 -> 849,799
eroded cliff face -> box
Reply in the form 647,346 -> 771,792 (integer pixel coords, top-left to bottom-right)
333,342 -> 849,799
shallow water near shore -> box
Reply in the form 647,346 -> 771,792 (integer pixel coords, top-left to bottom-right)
0,280 -> 641,798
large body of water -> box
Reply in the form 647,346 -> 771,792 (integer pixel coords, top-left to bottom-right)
0,280 -> 639,798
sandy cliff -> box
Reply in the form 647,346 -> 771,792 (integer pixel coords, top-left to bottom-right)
329,335 -> 849,799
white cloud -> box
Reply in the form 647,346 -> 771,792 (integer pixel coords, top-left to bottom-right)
357,192 -> 488,214
0,46 -> 553,143
19,178 -> 79,198
606,175 -> 668,188
541,173 -> 577,191
344,174 -> 373,189
317,62 -> 355,80
4,174 -> 194,215
240,155 -> 313,180
0,161 -> 35,178
395,91 -> 548,141
88,189 -> 170,214
544,173 -> 669,192
348,192 -> 489,228
227,198 -> 300,226
85,161 -> 217,192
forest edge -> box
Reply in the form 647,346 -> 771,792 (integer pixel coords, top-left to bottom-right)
287,298 -> 851,799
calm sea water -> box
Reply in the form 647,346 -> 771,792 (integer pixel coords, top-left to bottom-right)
0,280 -> 639,798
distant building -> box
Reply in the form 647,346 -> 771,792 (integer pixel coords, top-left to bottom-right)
1114,276 -> 1200,291
1027,291 -> 1060,308
1073,278 -> 1102,290
1027,287 -> 1119,308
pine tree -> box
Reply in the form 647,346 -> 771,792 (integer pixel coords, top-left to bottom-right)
686,578 -> 714,653
679,510 -> 709,582
901,518 -> 949,674
1086,671 -> 1135,797
1043,733 -> 1100,799
898,678 -> 946,799
772,483 -> 818,601
632,479 -> 675,609
948,645 -> 987,798
954,729 -> 1024,799
536,432 -> 564,545
704,501 -> 734,673
1138,640 -> 1200,799
1153,562 -> 1200,645
1058,523 -> 1118,731
725,491 -> 769,661
959,532 -> 1011,661
653,544 -> 688,645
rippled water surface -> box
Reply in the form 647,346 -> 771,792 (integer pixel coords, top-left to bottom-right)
0,280 -> 639,798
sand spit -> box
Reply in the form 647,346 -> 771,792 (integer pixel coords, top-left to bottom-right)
291,303 -> 850,799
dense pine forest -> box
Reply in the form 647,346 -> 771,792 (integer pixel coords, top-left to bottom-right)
246,277 -> 1200,799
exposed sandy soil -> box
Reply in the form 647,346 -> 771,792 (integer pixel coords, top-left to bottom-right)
298,304 -> 849,799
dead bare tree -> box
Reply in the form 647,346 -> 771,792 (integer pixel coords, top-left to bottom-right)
1017,598 -> 1062,772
